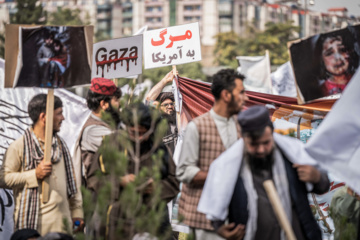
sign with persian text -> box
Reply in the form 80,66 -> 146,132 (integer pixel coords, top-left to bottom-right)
92,35 -> 143,79
143,22 -> 201,69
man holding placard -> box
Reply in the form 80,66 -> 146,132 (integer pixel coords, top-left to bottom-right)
0,94 -> 84,235
146,71 -> 178,154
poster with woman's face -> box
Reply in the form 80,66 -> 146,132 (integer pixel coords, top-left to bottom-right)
11,26 -> 92,88
289,26 -> 360,104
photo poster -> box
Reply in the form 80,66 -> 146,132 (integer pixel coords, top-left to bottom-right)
289,25 -> 360,104
5,24 -> 94,88
143,22 -> 202,69
91,35 -> 143,79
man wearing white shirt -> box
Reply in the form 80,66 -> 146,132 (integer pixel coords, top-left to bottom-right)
176,69 -> 248,240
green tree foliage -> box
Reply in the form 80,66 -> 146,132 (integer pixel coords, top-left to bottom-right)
76,87 -> 174,240
214,21 -> 300,67
143,62 -> 206,85
47,7 -> 86,26
11,0 -> 46,24
177,62 -> 207,81
95,30 -> 112,42
143,66 -> 172,84
213,31 -> 241,68
329,207 -> 357,240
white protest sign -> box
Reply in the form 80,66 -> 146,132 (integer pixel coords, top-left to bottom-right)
92,35 -> 143,79
143,22 -> 201,69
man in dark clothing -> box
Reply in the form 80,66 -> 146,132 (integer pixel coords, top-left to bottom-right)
94,103 -> 179,240
198,105 -> 330,240
146,71 -> 178,155
158,92 -> 178,154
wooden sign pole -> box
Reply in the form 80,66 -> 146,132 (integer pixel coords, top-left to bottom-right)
42,89 -> 55,204
263,180 -> 297,240
172,65 -> 181,132
172,65 -> 177,76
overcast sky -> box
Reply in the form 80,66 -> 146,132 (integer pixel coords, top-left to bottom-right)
269,0 -> 360,17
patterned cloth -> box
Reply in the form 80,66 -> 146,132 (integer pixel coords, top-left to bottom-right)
90,77 -> 117,95
17,128 -> 77,229
175,76 -> 334,128
178,112 -> 241,230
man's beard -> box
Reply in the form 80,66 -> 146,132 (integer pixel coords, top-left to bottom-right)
105,105 -> 121,127
248,149 -> 274,172
228,94 -> 241,116
162,110 -> 176,125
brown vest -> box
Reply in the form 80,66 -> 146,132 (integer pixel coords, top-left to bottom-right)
178,112 -> 241,230
79,115 -> 110,190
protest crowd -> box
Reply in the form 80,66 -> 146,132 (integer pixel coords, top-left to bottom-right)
0,22 -> 360,240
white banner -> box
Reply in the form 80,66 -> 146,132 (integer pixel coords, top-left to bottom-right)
237,52 -> 272,94
271,61 -> 297,97
143,22 -> 201,69
305,68 -> 360,194
92,35 -> 143,79
0,88 -> 90,240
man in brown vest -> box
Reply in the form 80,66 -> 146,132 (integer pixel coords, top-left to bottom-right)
176,69 -> 248,240
73,77 -> 122,192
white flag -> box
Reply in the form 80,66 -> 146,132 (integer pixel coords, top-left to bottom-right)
133,25 -> 148,36
271,61 -> 297,97
237,51 -> 272,94
305,68 -> 360,194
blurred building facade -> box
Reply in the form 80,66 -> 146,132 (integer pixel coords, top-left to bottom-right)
0,0 -> 358,65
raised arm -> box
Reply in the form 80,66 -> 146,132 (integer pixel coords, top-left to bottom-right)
146,71 -> 177,102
